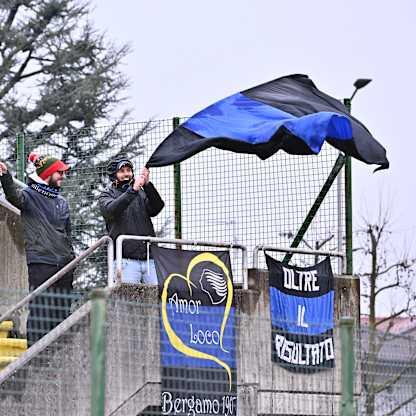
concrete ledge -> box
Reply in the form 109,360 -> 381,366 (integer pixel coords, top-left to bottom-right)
108,382 -> 161,416
257,391 -> 341,415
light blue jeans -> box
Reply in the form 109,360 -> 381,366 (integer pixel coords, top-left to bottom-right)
115,259 -> 158,285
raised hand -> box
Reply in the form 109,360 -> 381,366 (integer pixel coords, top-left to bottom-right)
140,167 -> 150,184
0,161 -> 8,176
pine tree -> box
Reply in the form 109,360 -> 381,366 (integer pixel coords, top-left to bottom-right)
0,1 -> 161,287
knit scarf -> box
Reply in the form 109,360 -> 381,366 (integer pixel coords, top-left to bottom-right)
29,182 -> 60,198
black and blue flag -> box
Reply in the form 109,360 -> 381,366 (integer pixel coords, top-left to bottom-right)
147,74 -> 388,170
266,254 -> 335,373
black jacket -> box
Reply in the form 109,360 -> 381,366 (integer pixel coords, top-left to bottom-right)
99,182 -> 164,260
0,172 -> 74,266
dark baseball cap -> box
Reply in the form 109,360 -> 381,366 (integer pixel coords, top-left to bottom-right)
116,159 -> 133,171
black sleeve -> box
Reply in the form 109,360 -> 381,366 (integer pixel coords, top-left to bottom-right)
99,187 -> 138,220
0,172 -> 25,210
143,182 -> 164,217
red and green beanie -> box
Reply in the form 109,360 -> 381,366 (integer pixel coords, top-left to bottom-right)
28,152 -> 69,180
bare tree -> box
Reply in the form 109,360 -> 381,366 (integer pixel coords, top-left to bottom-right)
356,206 -> 416,415
279,231 -> 334,265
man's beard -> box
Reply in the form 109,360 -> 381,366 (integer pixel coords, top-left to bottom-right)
48,177 -> 62,189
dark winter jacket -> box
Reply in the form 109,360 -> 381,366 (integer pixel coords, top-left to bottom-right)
99,182 -> 164,260
0,172 -> 74,266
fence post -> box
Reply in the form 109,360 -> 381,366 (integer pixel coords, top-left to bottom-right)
337,153 -> 344,273
173,117 -> 182,241
343,98 -> 353,275
340,317 -> 355,416
16,133 -> 25,182
91,289 -> 108,416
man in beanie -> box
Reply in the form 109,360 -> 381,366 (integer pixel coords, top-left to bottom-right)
99,156 -> 164,284
0,152 -> 74,345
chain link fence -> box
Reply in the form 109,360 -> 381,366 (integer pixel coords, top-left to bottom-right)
0,288 -> 415,415
358,326 -> 416,415
0,294 -> 91,415
0,119 -> 354,414
1,118 -> 345,288
0,289 -> 339,416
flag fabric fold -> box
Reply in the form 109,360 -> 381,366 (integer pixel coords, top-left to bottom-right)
147,74 -> 388,170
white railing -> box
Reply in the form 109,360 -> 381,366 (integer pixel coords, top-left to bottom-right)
0,236 -> 114,324
115,235 -> 249,289
253,244 -> 345,273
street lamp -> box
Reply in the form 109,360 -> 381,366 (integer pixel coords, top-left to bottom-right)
344,78 -> 372,112
350,78 -> 372,101
343,78 -> 372,276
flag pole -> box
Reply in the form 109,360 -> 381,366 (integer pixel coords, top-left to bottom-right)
343,98 -> 353,275
282,154 -> 346,265
173,117 -> 182,247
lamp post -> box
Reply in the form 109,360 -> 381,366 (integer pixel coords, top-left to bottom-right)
344,78 -> 372,275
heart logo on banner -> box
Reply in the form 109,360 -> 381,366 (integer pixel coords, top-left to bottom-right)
161,252 -> 234,389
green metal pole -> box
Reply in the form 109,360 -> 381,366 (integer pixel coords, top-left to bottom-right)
343,98 -> 353,275
340,317 -> 355,416
16,133 -> 25,182
283,153 -> 346,264
173,117 -> 182,241
91,289 -> 108,416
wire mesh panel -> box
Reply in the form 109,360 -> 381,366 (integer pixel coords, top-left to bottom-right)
0,119 -> 358,416
0,297 -> 91,416
0,287 -> 373,416
180,140 -> 344,279
104,286 -> 344,416
357,326 -> 416,415
106,296 -> 416,416
104,289 -> 161,415
0,118 -> 344,288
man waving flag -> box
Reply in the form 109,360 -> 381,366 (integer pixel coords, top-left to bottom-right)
147,74 -> 388,170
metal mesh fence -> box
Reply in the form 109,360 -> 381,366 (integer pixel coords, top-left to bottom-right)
0,287 -> 415,415
0,290 -> 343,416
25,289 -> 86,345
357,326 -> 416,415
0,293 -> 91,416
0,118 -> 345,289
2,119 -> 405,416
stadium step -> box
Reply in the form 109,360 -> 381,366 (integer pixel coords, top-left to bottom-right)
0,321 -> 13,338
0,338 -> 27,357
0,321 -> 27,370
0,356 -> 18,371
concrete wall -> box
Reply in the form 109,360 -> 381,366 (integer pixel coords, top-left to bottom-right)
108,271 -> 360,415
0,271 -> 360,416
237,270 -> 360,415
0,307 -> 92,415
105,285 -> 161,415
0,289 -> 160,416
0,198 -> 28,335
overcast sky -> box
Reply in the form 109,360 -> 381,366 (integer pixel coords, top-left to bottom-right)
91,0 -> 416,280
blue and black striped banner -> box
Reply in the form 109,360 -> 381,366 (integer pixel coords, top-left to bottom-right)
266,254 -> 335,373
147,74 -> 388,171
